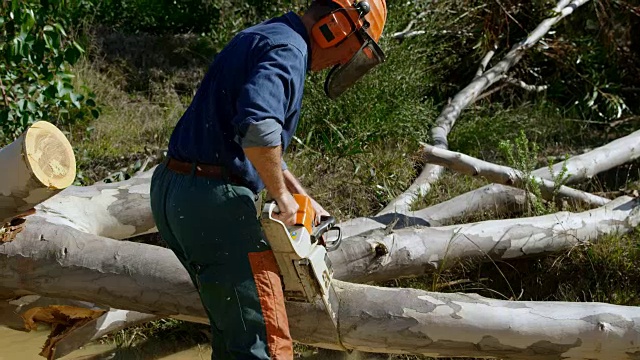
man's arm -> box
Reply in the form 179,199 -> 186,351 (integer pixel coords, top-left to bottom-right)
283,169 -> 329,222
243,146 -> 298,225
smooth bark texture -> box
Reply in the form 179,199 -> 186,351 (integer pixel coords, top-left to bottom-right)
537,129 -> 640,184
288,280 -> 640,359
34,168 -> 155,240
26,128 -> 638,244
336,184 -> 533,238
0,121 -> 76,225
332,196 -> 639,283
0,195 -> 638,357
379,0 -> 591,215
2,196 -> 638,305
422,143 -> 610,208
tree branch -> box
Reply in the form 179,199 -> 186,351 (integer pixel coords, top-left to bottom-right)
378,0 -> 591,215
421,143 -> 610,208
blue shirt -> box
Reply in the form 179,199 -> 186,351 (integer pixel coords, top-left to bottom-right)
167,12 -> 310,194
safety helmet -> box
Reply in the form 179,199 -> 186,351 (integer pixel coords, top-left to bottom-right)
310,0 -> 387,99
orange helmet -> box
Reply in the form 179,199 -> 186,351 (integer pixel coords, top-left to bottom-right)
310,0 -> 388,99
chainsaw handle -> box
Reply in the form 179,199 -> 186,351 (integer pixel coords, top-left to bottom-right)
312,215 -> 335,240
311,216 -> 342,252
324,226 -> 342,252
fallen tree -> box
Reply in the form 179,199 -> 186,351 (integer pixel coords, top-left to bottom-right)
0,194 -> 638,358
380,0 -> 591,215
339,128 -> 640,237
0,121 -> 76,226
421,143 -> 610,208
3,232 -> 640,360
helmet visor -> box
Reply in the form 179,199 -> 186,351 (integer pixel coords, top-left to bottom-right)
324,31 -> 385,99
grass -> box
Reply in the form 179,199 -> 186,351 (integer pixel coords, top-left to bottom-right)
50,0 -> 640,358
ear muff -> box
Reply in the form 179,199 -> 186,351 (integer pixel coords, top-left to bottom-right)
311,10 -> 358,48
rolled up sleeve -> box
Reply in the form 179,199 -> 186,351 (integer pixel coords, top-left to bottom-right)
232,42 -> 305,149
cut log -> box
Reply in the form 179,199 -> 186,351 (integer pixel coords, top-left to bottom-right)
34,167 -> 155,240
331,196 -> 639,283
422,143 -> 610,208
25,129 -> 639,245
379,0 -> 591,215
1,196 -> 637,307
3,247 -> 640,360
0,121 -> 76,225
288,280 -> 640,359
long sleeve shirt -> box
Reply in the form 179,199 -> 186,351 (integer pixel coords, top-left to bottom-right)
167,11 -> 310,194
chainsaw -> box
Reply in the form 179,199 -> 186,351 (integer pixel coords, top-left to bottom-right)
260,194 -> 342,328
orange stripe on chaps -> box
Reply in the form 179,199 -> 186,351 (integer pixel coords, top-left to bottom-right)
248,250 -> 294,359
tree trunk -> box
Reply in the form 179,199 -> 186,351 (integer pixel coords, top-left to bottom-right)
0,121 -> 76,225
1,196 -> 637,307
288,280 -> 640,359
27,128 -> 638,245
421,143 -> 610,208
331,196 -> 639,283
379,0 -> 591,215
35,168 -> 156,240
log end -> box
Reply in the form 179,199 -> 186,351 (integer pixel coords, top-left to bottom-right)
23,121 -> 76,190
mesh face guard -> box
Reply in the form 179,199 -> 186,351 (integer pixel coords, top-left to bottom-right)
323,29 -> 385,99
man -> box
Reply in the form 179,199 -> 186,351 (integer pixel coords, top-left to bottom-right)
150,1 -> 387,358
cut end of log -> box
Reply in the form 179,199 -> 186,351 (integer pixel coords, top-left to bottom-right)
23,121 -> 76,190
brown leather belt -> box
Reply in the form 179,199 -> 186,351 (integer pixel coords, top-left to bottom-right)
164,157 -> 247,187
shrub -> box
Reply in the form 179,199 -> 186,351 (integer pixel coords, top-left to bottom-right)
0,0 -> 98,143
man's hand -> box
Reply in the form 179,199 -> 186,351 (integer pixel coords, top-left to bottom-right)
309,196 -> 329,225
273,192 -> 299,226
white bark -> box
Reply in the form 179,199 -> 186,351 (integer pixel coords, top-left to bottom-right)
331,196 -> 639,283
1,196 -> 637,298
537,129 -> 640,184
23,128 -> 638,245
336,184 -> 529,237
34,167 -> 156,240
0,194 -> 637,358
379,0 -> 591,215
503,76 -> 549,92
475,46 -> 497,79
3,252 -> 640,360
288,280 -> 640,359
0,121 -> 76,225
422,143 -> 610,208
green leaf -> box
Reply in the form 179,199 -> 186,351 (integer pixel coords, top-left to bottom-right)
64,47 -> 81,65
53,23 -> 67,37
91,109 -> 100,119
72,41 -> 85,54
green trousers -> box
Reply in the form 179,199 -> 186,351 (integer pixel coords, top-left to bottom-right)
150,162 -> 293,360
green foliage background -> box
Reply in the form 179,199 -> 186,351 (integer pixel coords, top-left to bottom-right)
0,0 -> 99,140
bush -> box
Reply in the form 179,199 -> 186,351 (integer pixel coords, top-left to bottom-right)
0,0 -> 97,143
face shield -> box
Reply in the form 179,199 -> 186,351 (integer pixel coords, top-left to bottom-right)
324,30 -> 385,100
